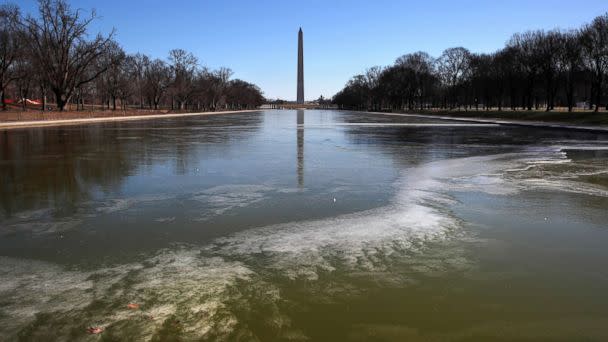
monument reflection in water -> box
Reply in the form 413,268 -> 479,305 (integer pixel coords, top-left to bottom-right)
297,109 -> 304,188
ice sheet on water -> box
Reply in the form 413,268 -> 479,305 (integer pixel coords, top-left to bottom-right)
0,218 -> 83,236
192,184 -> 274,218
439,145 -> 608,198
3,144 -> 607,339
304,122 -> 499,128
1,193 -> 177,236
0,249 -> 258,340
1,185 -> 277,234
0,155 -> 477,339
94,193 -> 176,214
207,159 -> 469,280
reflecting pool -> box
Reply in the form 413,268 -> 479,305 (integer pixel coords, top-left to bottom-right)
1,110 -> 608,340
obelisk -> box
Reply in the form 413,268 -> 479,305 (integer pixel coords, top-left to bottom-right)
297,28 -> 304,104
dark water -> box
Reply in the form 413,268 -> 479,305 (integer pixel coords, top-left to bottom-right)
1,110 -> 608,341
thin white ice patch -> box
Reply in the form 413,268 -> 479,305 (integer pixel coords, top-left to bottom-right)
276,187 -> 306,193
558,146 -> 608,151
0,249 -> 256,340
518,178 -> 608,197
13,208 -> 52,221
154,216 -> 176,223
554,139 -> 608,144
0,256 -> 100,339
511,145 -> 608,197
436,145 -> 608,198
524,159 -> 572,164
1,193 -> 177,236
192,184 -> 274,219
208,160 -> 467,280
449,175 -> 520,196
398,153 -> 532,197
566,170 -> 608,177
1,184 -> 284,235
303,123 -> 499,128
115,136 -> 142,140
0,217 -> 83,236
94,193 -> 176,214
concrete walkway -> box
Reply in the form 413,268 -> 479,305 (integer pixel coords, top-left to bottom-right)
0,109 -> 261,130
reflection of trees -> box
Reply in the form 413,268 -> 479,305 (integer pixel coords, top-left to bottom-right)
336,111 -> 608,168
0,127 -> 135,218
0,114 -> 262,219
336,111 -> 474,167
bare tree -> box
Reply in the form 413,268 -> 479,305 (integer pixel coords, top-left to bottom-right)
99,41 -> 126,110
130,53 -> 150,109
211,67 -> 233,110
144,59 -> 171,110
508,32 -> 542,110
23,0 -> 116,110
437,47 -> 471,108
0,4 -> 21,110
560,30 -> 584,112
225,79 -> 264,109
168,49 -> 198,110
333,12 -> 607,114
580,13 -> 608,112
198,67 -> 233,111
364,66 -> 382,110
495,47 -> 520,110
534,30 -> 563,111
395,52 -> 436,110
14,57 -> 35,110
469,53 -> 493,110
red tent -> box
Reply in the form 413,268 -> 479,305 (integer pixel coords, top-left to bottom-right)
19,99 -> 42,105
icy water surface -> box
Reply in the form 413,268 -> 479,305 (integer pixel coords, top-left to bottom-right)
1,110 -> 608,341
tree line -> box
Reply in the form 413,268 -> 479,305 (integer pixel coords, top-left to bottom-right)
0,0 -> 264,112
333,13 -> 608,113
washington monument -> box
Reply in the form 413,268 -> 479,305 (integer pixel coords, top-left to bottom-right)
297,27 -> 304,104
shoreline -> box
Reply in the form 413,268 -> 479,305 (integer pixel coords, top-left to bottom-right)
351,110 -> 608,133
0,109 -> 261,130
3,108 -> 607,133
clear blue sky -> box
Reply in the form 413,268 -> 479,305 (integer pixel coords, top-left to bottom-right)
16,0 -> 608,101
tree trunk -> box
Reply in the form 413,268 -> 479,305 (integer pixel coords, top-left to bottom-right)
41,86 -> 47,112
594,77 -> 602,112
525,78 -> 533,110
566,77 -> 574,112
55,90 -> 67,111
546,78 -> 553,112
